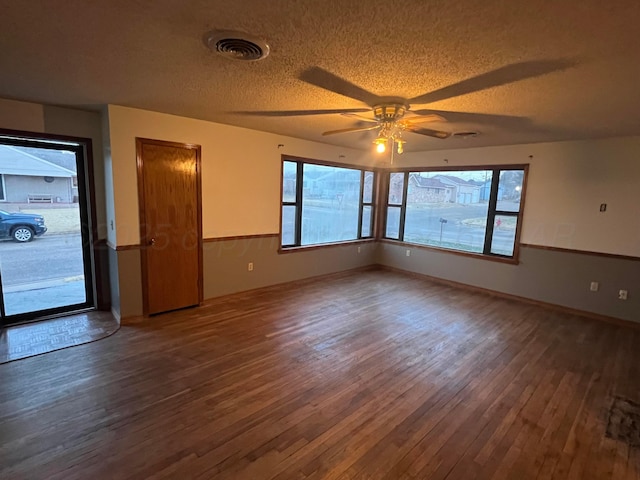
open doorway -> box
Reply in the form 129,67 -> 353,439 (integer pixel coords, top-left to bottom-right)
0,132 -> 97,326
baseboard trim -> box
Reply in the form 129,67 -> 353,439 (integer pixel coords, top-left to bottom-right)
203,233 -> 279,243
110,306 -> 121,323
376,264 -> 640,331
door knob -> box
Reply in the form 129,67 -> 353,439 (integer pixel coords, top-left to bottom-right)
148,238 -> 156,246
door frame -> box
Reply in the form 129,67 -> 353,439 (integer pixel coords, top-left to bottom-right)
136,137 -> 203,316
0,128 -> 104,325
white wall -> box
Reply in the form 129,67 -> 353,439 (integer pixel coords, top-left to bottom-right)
107,105 -> 378,246
401,137 -> 640,257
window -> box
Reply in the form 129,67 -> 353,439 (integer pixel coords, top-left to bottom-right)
281,158 -> 376,248
383,166 -> 527,259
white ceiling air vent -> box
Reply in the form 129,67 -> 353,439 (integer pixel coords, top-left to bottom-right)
204,30 -> 270,61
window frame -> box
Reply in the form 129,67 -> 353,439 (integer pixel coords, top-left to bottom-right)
0,174 -> 6,201
382,164 -> 529,263
280,156 -> 377,251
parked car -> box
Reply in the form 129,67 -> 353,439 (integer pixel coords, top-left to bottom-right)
0,210 -> 47,242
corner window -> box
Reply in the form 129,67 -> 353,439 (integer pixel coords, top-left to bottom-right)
281,158 -> 376,248
383,166 -> 527,259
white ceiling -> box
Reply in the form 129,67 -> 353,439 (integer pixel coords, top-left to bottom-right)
1,0 -> 639,152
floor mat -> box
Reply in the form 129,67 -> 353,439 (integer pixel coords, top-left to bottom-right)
0,311 -> 119,363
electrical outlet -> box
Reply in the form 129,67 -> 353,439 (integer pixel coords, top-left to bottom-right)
248,262 -> 253,272
590,281 -> 599,292
357,246 -> 361,254
406,249 -> 411,257
618,289 -> 628,300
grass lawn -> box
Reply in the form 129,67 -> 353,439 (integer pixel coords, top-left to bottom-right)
461,216 -> 517,230
21,206 -> 80,234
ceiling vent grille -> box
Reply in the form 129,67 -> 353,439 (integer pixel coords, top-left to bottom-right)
204,30 -> 270,61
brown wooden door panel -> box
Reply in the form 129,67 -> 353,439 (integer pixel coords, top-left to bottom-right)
137,139 -> 202,315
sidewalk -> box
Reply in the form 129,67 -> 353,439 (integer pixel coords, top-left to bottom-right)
4,279 -> 86,315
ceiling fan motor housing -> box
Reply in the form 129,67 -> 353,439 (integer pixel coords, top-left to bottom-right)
373,104 -> 407,122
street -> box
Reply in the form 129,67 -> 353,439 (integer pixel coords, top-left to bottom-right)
0,233 -> 85,286
287,201 -> 518,255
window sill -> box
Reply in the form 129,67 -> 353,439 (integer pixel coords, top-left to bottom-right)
379,238 -> 520,265
278,238 -> 376,254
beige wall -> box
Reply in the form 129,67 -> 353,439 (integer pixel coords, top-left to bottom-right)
106,105 -> 378,245
104,105 -> 383,317
0,98 -> 44,132
2,99 -> 638,321
401,137 -> 640,257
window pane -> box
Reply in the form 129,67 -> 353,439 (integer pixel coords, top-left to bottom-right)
361,205 -> 372,237
282,161 -> 297,202
301,164 -> 361,245
490,214 -> 518,256
496,170 -> 524,212
281,205 -> 296,245
363,171 -> 374,203
403,171 -> 491,253
388,172 -> 404,205
385,206 -> 401,239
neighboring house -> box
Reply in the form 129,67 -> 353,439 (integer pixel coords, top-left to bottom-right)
0,145 -> 76,203
407,174 -> 453,203
18,146 -> 79,201
432,174 -> 482,204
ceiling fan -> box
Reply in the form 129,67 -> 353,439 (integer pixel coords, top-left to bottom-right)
322,103 -> 449,156
235,59 -> 575,155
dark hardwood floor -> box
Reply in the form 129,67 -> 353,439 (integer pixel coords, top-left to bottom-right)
0,269 -> 638,479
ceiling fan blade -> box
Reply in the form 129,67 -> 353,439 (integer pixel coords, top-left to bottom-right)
399,113 -> 447,125
300,67 -> 381,106
232,108 -> 370,117
409,59 -> 576,105
412,109 -> 532,130
340,112 -> 378,123
322,125 -> 381,136
404,125 -> 451,139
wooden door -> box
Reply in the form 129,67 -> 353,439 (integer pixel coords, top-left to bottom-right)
136,138 -> 202,315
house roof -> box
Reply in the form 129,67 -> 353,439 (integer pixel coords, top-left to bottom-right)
18,147 -> 77,173
432,174 -> 474,186
410,175 -> 449,190
1,1 -> 640,152
0,145 -> 75,177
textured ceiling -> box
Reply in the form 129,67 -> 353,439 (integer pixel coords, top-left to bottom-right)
1,0 -> 639,152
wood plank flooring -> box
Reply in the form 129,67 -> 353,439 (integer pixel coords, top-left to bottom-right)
0,268 -> 638,479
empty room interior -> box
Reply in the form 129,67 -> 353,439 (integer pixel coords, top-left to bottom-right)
0,1 -> 639,479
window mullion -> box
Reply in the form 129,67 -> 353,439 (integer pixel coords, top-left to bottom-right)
357,170 -> 365,239
294,162 -> 304,246
483,169 -> 501,254
398,172 -> 409,241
